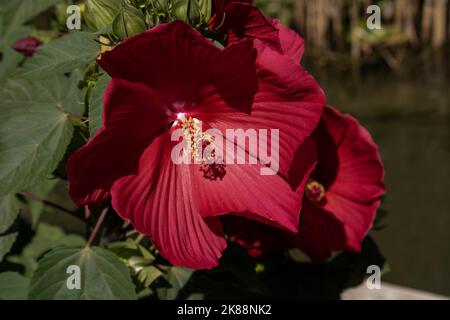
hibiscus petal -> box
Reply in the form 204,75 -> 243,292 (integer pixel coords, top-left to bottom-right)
190,130 -> 316,233
223,3 -> 281,52
317,106 -> 385,204
195,41 -> 324,184
295,201 -> 348,260
99,21 -> 221,102
332,119 -> 385,203
313,106 -> 385,252
323,196 -> 382,252
253,41 -> 324,179
271,19 -> 305,63
191,162 -> 304,233
67,79 -> 168,206
186,58 -> 321,232
211,0 -> 253,29
288,137 -> 317,190
221,214 -> 295,257
111,132 -> 227,269
212,40 -> 258,113
99,21 -> 258,114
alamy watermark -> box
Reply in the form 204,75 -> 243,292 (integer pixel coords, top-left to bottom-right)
367,5 -> 382,30
66,265 -> 81,290
366,265 -> 382,290
64,4 -> 382,31
170,114 -> 279,176
66,5 -> 81,30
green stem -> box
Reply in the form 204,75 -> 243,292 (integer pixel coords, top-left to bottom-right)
18,192 -> 84,223
85,207 -> 109,247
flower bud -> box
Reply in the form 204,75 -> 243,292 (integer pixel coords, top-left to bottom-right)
11,36 -> 43,57
173,0 -> 212,27
133,0 -> 147,8
146,0 -> 170,27
113,4 -> 147,40
153,0 -> 170,11
84,0 -> 121,32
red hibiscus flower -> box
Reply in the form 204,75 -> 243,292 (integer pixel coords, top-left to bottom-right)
223,106 -> 386,260
67,21 -> 325,269
11,36 -> 43,57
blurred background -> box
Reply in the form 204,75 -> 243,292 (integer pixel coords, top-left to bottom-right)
257,0 -> 450,296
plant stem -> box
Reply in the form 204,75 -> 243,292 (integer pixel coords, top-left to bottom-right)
134,234 -> 145,244
85,207 -> 109,247
18,192 -> 84,223
84,205 -> 92,220
67,113 -> 89,122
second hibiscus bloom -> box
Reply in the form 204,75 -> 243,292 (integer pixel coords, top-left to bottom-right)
223,106 -> 386,260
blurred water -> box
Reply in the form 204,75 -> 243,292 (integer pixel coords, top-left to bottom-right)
367,116 -> 450,296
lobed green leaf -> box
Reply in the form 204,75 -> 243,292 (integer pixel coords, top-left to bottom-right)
29,246 -> 137,300
0,194 -> 20,234
0,232 -> 18,262
0,77 -> 75,196
0,272 -> 30,300
14,32 -> 99,80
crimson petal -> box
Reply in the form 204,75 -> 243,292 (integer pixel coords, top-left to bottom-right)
271,19 -> 305,63
315,106 -> 386,251
111,132 -> 226,269
195,40 -> 324,183
99,21 -> 257,112
223,3 -> 281,52
67,79 -> 168,206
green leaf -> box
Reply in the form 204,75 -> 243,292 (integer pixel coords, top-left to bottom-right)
157,267 -> 194,300
187,293 -> 205,300
0,232 -> 18,262
21,223 -> 85,259
53,124 -> 90,180
0,194 -> 20,234
0,272 -> 30,300
107,238 -> 160,287
108,238 -> 155,261
7,255 -> 37,278
7,223 -> 84,277
88,73 -> 111,137
29,246 -> 137,300
25,178 -> 59,228
14,32 -> 99,80
0,0 -> 62,49
0,77 -> 75,196
136,287 -> 153,299
138,266 -> 162,287
64,69 -> 86,116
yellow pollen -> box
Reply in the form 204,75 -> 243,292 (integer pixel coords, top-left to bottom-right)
178,115 -> 213,163
306,180 -> 326,203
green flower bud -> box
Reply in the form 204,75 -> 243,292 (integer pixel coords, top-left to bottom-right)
133,0 -> 147,8
172,0 -> 212,27
113,3 -> 147,40
146,0 -> 170,27
84,0 -> 121,32
198,0 -> 212,23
